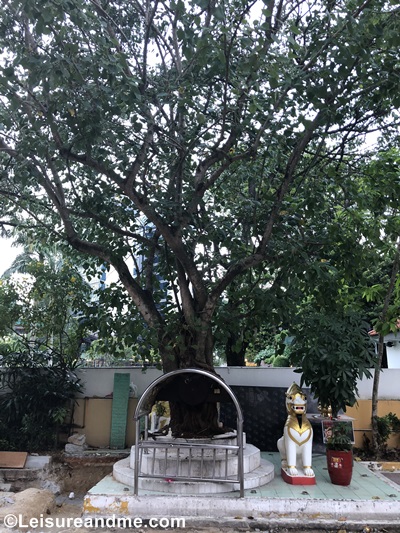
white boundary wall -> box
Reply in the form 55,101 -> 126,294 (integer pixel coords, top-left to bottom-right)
75,366 -> 400,401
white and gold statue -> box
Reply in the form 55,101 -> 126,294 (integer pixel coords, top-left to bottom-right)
277,383 -> 315,483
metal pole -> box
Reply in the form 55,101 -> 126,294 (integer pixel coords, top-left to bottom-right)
134,417 -> 140,495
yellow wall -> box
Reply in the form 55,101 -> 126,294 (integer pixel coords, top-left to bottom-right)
71,398 -> 138,448
346,400 -> 400,449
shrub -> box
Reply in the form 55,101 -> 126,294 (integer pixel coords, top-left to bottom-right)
253,346 -> 275,366
272,355 -> 290,367
0,340 -> 82,451
375,412 -> 400,455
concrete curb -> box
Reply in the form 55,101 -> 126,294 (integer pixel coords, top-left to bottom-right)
361,460 -> 400,472
82,455 -> 400,530
83,490 -> 400,528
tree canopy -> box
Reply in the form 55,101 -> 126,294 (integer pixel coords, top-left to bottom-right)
0,0 -> 399,374
0,245 -> 92,359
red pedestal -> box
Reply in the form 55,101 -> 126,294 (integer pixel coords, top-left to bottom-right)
281,468 -> 316,485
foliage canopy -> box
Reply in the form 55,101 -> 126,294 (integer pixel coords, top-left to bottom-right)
0,0 -> 399,373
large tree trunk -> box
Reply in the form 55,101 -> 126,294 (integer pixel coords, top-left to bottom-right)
169,400 -> 224,438
158,321 -> 227,437
226,331 -> 247,366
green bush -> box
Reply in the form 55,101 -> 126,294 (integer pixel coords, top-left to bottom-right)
0,340 -> 82,451
254,343 -> 293,367
253,346 -> 275,366
272,355 -> 290,367
375,412 -> 400,454
291,310 -> 376,418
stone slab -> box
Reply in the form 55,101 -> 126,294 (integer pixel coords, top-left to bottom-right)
0,456 -> 52,483
65,443 -> 89,455
0,487 -> 55,524
24,455 -> 52,469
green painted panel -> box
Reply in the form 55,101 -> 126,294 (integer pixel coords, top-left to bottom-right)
110,373 -> 130,448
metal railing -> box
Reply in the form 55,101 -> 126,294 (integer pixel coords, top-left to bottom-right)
133,368 -> 244,497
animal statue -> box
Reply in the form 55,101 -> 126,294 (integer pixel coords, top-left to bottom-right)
277,382 -> 314,477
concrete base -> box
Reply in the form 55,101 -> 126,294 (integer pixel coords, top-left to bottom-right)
134,442 -> 254,478
112,440 -> 274,494
82,454 -> 400,529
83,474 -> 400,528
113,453 -> 274,494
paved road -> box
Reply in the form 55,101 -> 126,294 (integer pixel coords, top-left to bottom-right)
382,472 -> 400,486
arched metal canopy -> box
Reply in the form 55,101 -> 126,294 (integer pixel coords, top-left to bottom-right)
133,368 -> 244,497
134,367 -> 243,423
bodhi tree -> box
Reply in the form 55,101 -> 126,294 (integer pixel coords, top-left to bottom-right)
0,0 -> 399,435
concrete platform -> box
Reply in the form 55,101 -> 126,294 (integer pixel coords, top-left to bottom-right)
83,452 -> 400,529
113,455 -> 274,494
113,443 -> 274,494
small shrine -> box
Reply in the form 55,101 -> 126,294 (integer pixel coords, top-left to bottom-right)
113,369 -> 275,495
